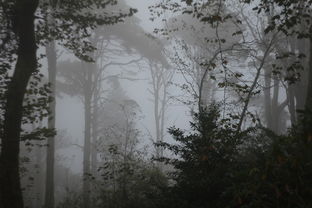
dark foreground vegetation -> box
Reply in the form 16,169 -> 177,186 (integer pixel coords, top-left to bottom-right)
57,105 -> 312,208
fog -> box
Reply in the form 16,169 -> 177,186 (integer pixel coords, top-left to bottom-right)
1,0 -> 312,208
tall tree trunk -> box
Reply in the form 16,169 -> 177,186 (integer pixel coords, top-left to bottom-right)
160,79 -> 167,158
287,37 -> 298,125
90,104 -> 97,208
237,66 -> 262,132
0,1 -> 39,208
263,67 -> 272,129
91,72 -> 100,177
288,85 -> 297,125
91,97 -> 98,177
304,37 -> 312,137
154,82 -> 160,158
91,105 -> 98,176
122,119 -> 130,202
83,64 -> 92,208
294,38 -> 309,112
34,141 -> 44,208
44,40 -> 57,208
271,78 -> 280,133
33,122 -> 44,208
150,63 -> 161,158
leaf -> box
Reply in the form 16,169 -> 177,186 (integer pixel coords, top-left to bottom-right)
185,0 -> 193,5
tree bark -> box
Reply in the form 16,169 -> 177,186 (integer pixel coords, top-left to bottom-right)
44,40 -> 57,208
0,1 -> 39,208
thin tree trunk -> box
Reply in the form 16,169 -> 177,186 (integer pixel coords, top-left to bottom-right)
0,1 -> 39,208
150,63 -> 161,158
264,67 -> 272,129
91,102 -> 98,176
271,78 -> 280,133
304,37 -> 312,137
154,82 -> 160,158
35,142 -> 43,208
160,79 -> 167,158
44,40 -> 57,208
237,66 -> 262,132
35,122 -> 44,208
122,118 -> 129,202
294,38 -> 308,111
198,67 -> 209,113
83,95 -> 91,208
237,35 -> 274,132
90,103 -> 97,208
288,85 -> 297,125
83,64 -> 92,208
287,38 -> 298,126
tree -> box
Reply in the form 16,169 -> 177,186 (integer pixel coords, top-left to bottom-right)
247,0 -> 312,136
0,0 -> 137,207
151,0 -> 249,116
151,0 -> 305,133
147,61 -> 173,159
45,21 -> 57,208
157,103 -> 312,207
57,43 -> 142,208
0,1 -> 39,207
91,76 -> 142,203
157,104 -> 243,208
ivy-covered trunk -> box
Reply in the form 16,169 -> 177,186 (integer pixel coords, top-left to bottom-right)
0,1 -> 39,208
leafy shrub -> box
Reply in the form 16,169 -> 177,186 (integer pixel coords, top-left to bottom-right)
159,104 -> 312,208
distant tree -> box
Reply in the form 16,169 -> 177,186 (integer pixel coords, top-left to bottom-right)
57,57 -> 140,207
91,77 -> 143,205
150,0 -> 252,120
154,1 -> 239,110
147,61 -> 173,159
247,0 -> 312,136
151,0 -> 303,133
57,13 -> 174,205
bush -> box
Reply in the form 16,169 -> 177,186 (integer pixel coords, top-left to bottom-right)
159,104 -> 312,208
